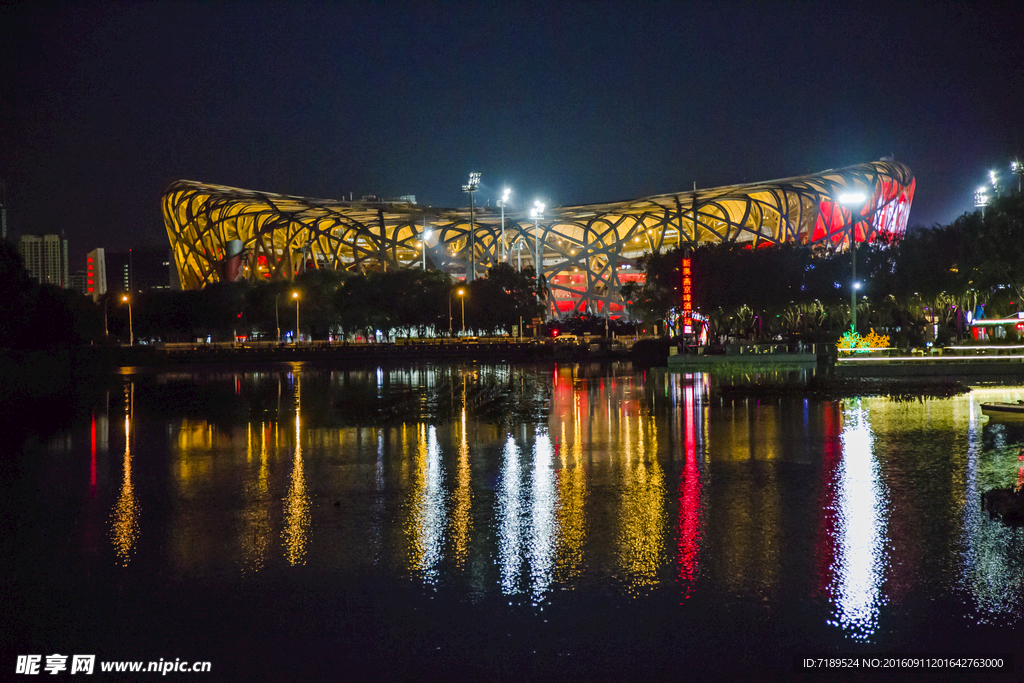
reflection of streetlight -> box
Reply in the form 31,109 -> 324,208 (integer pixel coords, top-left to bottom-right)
121,295 -> 133,345
463,172 -> 481,281
498,187 -> 511,262
292,291 -> 299,343
458,287 -> 466,335
839,192 -> 867,334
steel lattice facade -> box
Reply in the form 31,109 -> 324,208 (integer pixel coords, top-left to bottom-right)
162,160 -> 914,317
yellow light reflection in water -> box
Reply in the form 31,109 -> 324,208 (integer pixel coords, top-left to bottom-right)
449,409 -> 472,568
828,400 -> 888,640
555,412 -> 587,582
407,424 -> 446,583
498,434 -> 523,595
241,420 -> 272,573
282,379 -> 310,566
618,413 -> 665,593
111,393 -> 139,566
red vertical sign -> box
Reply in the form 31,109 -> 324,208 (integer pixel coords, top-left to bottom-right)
681,257 -> 692,334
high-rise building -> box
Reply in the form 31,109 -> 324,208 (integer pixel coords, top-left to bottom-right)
129,246 -> 174,292
87,248 -> 107,302
19,233 -> 68,287
105,251 -> 131,295
69,270 -> 88,296
105,247 -> 174,296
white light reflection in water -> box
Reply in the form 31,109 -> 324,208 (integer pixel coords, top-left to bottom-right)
408,425 -> 446,584
828,401 -> 889,640
498,434 -> 523,595
528,429 -> 557,603
960,391 -> 1024,622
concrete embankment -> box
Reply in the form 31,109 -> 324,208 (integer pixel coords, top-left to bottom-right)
834,357 -> 1024,378
110,339 -> 631,368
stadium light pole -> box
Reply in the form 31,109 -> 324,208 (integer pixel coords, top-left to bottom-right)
422,227 -> 432,271
975,186 -> 989,218
463,172 -> 480,282
292,291 -> 299,343
1012,158 -> 1023,195
531,200 -> 545,300
498,188 -> 511,262
838,192 -> 867,335
121,295 -> 133,346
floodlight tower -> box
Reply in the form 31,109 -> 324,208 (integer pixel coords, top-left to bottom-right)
975,186 -> 989,218
838,192 -> 867,334
530,200 -> 545,299
421,216 -> 432,271
497,188 -> 511,262
463,172 -> 481,281
1011,157 -> 1023,195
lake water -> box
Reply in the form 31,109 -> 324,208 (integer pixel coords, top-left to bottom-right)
4,362 -> 1024,681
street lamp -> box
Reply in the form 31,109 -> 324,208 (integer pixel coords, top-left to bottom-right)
462,172 -> 480,282
530,200 -> 545,300
838,192 -> 867,334
458,287 -> 466,335
275,291 -> 282,342
292,291 -> 299,343
121,294 -> 133,346
1012,157 -> 1023,195
498,187 -> 511,262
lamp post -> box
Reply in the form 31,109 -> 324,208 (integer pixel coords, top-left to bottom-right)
121,294 -> 133,346
458,287 -> 466,335
292,291 -> 299,343
463,172 -> 480,282
275,291 -> 282,342
498,188 -> 511,262
1012,157 -> 1023,195
838,192 -> 867,335
531,200 -> 545,300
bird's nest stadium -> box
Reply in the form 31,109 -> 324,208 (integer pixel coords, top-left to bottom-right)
162,160 -> 914,319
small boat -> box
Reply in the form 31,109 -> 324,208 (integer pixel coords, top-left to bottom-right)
980,400 -> 1024,420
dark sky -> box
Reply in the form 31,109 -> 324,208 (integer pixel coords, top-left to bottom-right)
2,0 -> 1023,267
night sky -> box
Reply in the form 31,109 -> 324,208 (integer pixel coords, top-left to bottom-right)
2,1 -> 1022,268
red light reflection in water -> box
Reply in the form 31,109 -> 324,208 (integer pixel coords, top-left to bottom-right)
677,377 -> 702,599
814,402 -> 843,596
